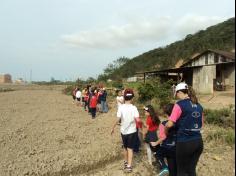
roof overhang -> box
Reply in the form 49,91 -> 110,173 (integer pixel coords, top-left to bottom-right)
136,61 -> 235,75
136,65 -> 202,75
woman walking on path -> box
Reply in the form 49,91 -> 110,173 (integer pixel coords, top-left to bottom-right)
164,82 -> 204,176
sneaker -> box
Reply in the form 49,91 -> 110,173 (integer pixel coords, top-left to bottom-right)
124,166 -> 132,173
158,168 -> 169,176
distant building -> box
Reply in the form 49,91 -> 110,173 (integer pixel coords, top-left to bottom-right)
0,74 -> 12,83
127,77 -> 137,82
126,74 -> 144,82
137,49 -> 235,94
180,49 -> 235,94
15,78 -> 25,84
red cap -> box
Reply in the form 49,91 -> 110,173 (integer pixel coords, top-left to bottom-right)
124,88 -> 134,97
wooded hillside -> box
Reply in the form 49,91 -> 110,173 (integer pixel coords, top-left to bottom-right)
98,17 -> 235,81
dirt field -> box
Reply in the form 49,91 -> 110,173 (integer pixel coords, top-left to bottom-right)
0,84 -> 235,176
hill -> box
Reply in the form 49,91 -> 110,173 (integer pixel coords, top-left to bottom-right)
99,17 -> 235,80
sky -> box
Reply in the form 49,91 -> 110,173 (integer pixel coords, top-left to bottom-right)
0,0 -> 235,81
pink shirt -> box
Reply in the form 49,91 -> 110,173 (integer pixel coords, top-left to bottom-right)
169,104 -> 182,122
158,123 -> 166,140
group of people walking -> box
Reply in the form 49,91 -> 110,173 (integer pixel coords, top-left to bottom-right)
72,85 -> 109,118
111,82 -> 204,176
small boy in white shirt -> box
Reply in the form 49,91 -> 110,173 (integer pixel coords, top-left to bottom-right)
111,88 -> 141,173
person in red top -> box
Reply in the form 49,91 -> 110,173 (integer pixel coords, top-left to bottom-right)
89,89 -> 97,119
142,105 -> 161,165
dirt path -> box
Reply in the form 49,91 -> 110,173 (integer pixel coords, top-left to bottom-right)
198,89 -> 235,109
0,86 -> 235,176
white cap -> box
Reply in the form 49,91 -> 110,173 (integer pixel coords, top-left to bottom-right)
175,82 -> 188,96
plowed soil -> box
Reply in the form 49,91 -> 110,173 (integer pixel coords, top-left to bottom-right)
0,85 -> 234,176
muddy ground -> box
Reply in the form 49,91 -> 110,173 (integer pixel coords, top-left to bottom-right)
0,84 -> 234,176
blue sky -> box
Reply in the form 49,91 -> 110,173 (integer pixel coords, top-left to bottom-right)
0,0 -> 234,81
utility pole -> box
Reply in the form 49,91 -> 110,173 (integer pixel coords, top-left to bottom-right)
30,69 -> 32,83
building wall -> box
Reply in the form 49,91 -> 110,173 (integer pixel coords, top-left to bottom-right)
187,51 -> 234,67
127,76 -> 137,82
193,65 -> 216,94
0,74 -> 12,83
0,75 -> 4,83
222,64 -> 235,87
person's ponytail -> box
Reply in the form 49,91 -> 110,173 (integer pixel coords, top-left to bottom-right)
188,86 -> 198,104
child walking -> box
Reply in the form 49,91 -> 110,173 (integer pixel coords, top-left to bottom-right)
72,86 -> 78,102
116,89 -> 124,110
150,103 -> 177,176
111,88 -> 141,173
142,105 -> 161,165
89,89 -> 97,119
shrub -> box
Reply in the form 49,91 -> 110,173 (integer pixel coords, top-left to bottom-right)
225,129 -> 235,145
137,83 -> 155,103
0,88 -> 14,93
137,78 -> 174,108
155,80 -> 173,108
204,108 -> 235,128
111,81 -> 123,89
206,128 -> 235,146
62,85 -> 74,96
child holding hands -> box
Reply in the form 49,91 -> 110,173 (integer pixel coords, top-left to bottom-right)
150,103 -> 177,176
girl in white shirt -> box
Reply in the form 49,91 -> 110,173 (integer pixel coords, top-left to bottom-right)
116,90 -> 124,110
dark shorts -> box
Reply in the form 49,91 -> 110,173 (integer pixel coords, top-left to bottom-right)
121,132 -> 137,149
72,95 -> 76,100
145,130 -> 158,143
76,98 -> 81,101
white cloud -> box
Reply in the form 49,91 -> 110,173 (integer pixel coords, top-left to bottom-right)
175,15 -> 227,36
61,15 -> 230,49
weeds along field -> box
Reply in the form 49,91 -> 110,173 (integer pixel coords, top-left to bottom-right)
0,84 -> 235,176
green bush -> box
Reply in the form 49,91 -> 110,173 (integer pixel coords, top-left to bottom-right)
124,82 -> 142,90
137,78 -> 173,108
137,83 -> 155,103
0,88 -> 14,92
204,108 -> 235,128
111,81 -> 123,89
206,128 -> 235,146
62,85 -> 74,96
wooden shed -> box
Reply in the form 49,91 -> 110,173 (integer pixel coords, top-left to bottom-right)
137,49 -> 235,94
